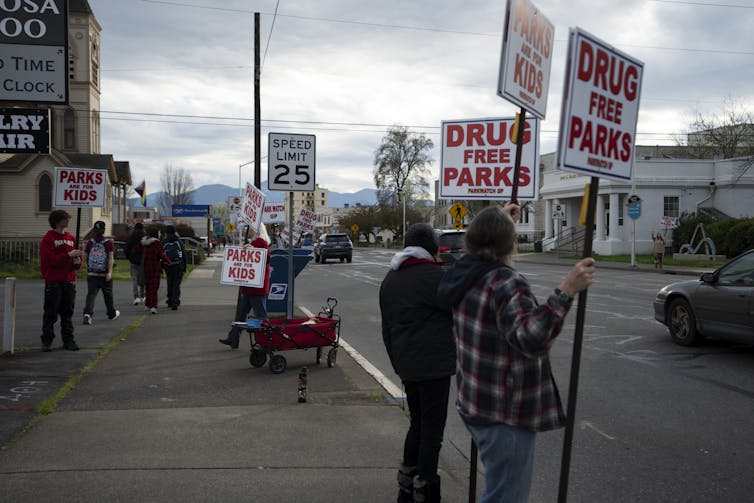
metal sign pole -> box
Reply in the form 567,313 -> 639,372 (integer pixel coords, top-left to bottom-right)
287,191 -> 294,319
510,108 -> 527,205
557,176 -> 599,503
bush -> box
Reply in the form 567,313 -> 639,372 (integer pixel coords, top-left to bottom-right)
722,219 -> 754,257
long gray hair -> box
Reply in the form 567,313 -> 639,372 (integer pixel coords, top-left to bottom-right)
465,205 -> 516,265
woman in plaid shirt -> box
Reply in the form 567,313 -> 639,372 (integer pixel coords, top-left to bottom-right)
438,204 -> 595,502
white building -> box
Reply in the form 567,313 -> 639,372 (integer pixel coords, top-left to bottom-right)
539,153 -> 754,255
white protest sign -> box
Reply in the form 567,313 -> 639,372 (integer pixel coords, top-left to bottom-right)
220,245 -> 267,288
53,167 -> 107,207
238,182 -> 265,233
557,28 -> 644,182
660,216 -> 678,229
497,0 -> 555,119
263,202 -> 286,224
295,207 -> 317,232
281,228 -> 300,245
439,117 -> 539,200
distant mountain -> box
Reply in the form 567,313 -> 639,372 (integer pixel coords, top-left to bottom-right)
128,183 -> 377,209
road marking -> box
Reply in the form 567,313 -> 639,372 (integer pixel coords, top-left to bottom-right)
300,305 -> 404,400
580,420 -> 617,440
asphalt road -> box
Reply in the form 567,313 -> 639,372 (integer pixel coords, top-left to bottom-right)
294,248 -> 754,503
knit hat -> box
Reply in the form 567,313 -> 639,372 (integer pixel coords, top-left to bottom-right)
404,223 -> 438,256
134,222 -> 144,230
94,221 -> 106,231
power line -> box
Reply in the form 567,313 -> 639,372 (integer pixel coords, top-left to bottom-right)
650,0 -> 754,8
261,0 -> 280,72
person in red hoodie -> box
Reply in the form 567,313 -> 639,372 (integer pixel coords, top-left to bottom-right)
219,225 -> 271,349
140,227 -> 172,314
40,210 -> 83,351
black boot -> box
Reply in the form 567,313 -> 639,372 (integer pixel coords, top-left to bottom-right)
413,475 -> 441,503
218,330 -> 239,349
397,464 -> 416,503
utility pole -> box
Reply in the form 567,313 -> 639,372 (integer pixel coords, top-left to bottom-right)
254,12 -> 261,190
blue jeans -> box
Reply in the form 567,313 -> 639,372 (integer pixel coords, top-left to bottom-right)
465,422 -> 536,503
229,292 -> 268,340
130,263 -> 144,299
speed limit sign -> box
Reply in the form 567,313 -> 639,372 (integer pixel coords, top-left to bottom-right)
268,132 -> 316,191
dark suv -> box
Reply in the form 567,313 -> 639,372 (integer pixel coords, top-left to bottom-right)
314,233 -> 353,264
434,229 -> 466,264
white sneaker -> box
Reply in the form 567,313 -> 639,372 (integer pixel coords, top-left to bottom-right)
109,310 -> 120,321
133,298 -> 140,305
83,314 -> 92,325
150,307 -> 158,314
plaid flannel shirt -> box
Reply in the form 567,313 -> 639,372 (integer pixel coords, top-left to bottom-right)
453,267 -> 572,432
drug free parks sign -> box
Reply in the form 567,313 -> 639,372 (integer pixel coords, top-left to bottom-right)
558,28 -> 643,181
440,117 -> 539,200
53,167 -> 107,207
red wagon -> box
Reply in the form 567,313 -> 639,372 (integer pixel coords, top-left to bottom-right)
234,298 -> 341,374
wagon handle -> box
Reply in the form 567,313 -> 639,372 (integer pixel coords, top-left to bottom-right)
323,298 -> 338,318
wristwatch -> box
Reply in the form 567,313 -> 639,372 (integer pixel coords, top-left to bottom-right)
554,288 -> 574,304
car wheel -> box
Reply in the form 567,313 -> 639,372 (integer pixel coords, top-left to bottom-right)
346,255 -> 352,263
668,298 -> 700,346
315,252 -> 320,263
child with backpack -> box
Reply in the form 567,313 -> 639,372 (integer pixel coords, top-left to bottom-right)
124,222 -> 146,305
162,225 -> 186,310
82,221 -> 120,325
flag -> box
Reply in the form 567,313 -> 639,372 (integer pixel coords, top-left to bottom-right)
134,180 -> 146,207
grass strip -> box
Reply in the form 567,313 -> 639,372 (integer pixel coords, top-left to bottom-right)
1,316 -> 147,451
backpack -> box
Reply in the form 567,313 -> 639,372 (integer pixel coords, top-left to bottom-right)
163,240 -> 182,265
87,239 -> 108,273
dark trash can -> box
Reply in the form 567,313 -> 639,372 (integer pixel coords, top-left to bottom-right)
267,249 -> 313,313
534,241 -> 543,253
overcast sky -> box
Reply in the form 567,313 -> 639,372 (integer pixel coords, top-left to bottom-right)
90,0 -> 754,195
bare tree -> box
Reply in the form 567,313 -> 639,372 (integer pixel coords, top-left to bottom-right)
373,125 -> 433,206
681,98 -> 754,159
158,164 -> 194,214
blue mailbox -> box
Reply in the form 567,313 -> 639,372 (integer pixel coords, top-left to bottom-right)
267,249 -> 313,313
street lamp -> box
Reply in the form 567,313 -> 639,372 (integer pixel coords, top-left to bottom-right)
397,187 -> 406,247
239,160 -> 255,196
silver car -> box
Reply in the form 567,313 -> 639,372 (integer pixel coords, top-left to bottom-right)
653,249 -> 754,346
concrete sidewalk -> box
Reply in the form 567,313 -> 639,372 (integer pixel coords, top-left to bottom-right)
0,259 -> 470,502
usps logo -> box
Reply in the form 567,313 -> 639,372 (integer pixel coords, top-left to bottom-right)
268,283 -> 287,300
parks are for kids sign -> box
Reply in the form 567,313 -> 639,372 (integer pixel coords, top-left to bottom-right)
439,117 -> 539,200
557,28 -> 643,181
238,182 -> 265,233
53,167 -> 107,207
220,245 -> 267,288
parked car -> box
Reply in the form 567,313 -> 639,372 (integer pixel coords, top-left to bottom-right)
653,249 -> 754,346
434,228 -> 466,264
314,233 -> 353,264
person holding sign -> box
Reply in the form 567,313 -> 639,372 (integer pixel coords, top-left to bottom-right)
652,232 -> 666,270
219,224 -> 272,349
438,204 -> 595,503
40,210 -> 83,351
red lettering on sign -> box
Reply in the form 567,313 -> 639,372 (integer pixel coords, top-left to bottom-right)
567,116 -> 632,162
576,40 -> 639,102
445,122 -> 531,148
443,166 -> 531,188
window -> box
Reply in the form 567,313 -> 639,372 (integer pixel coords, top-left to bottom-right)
64,108 -> 75,149
618,194 -> 625,226
718,253 -> 754,286
663,196 -> 680,218
38,173 -> 52,212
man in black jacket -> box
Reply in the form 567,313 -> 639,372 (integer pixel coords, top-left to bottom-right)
379,223 -> 455,503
